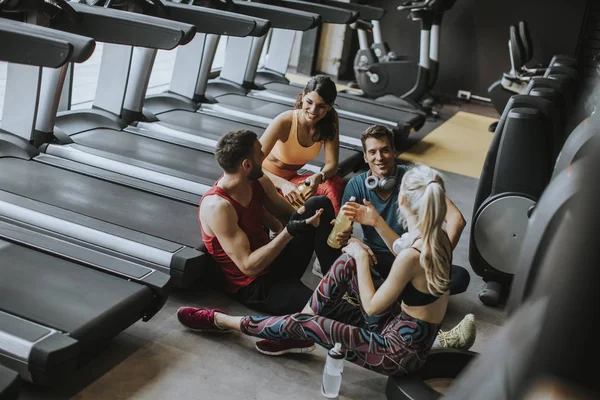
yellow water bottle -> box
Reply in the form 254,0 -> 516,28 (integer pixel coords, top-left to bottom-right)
327,196 -> 356,249
293,178 -> 312,210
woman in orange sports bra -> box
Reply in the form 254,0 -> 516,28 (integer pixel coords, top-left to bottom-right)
261,75 -> 345,213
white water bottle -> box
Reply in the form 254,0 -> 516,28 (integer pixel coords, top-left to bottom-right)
321,343 -> 345,398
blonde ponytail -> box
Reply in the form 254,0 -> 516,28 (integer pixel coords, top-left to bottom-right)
398,165 -> 451,296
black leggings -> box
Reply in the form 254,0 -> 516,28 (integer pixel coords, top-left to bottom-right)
234,196 -> 343,315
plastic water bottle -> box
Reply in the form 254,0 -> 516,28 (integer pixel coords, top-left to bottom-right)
293,178 -> 312,210
299,178 -> 312,199
321,343 -> 345,398
327,196 -> 356,248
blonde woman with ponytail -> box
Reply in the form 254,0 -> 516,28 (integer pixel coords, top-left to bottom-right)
341,164 -> 452,325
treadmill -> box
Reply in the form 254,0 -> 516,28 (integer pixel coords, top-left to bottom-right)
0,364 -> 19,400
0,2 -> 208,288
195,0 -> 425,150
48,0 -> 363,195
250,2 -> 429,132
135,0 -> 369,160
0,17 -> 170,387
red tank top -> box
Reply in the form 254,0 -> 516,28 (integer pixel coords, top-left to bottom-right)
200,180 -> 270,293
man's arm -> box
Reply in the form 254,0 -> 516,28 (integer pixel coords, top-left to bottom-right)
205,198 -> 293,277
263,208 -> 283,234
444,196 -> 466,250
260,175 -> 296,224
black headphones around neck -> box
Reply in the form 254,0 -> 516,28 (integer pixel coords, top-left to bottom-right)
365,166 -> 400,192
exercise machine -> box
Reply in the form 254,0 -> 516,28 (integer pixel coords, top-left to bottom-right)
470,75 -> 580,306
197,1 -> 406,151
353,0 -> 456,113
250,1 -> 428,144
61,0 -> 365,179
487,24 -> 577,118
386,111 -> 599,400
0,15 -> 171,388
0,0 -> 208,288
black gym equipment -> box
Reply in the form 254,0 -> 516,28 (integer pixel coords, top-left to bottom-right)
39,1 -> 273,200
188,0 -> 417,152
250,1 -> 427,145
0,0 -> 208,288
88,0 -> 365,178
552,110 -> 599,179
353,0 -> 456,114
516,20 -> 577,76
469,95 -> 561,307
386,119 -> 600,400
0,364 -> 20,400
487,24 -> 578,119
442,145 -> 600,399
0,16 -> 171,387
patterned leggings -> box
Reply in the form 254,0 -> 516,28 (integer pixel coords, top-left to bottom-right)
240,254 -> 440,376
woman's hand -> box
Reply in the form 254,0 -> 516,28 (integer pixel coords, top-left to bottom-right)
342,240 -> 371,264
331,219 -> 352,247
303,173 -> 322,200
347,238 -> 377,265
281,180 -> 305,209
341,199 -> 382,227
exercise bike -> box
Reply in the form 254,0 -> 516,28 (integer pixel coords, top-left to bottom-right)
352,0 -> 456,114
487,22 -> 577,130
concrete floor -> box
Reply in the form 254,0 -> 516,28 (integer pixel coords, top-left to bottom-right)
1,45 -> 506,399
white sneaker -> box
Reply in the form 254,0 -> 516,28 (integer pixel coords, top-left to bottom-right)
312,258 -> 323,278
436,314 -> 476,351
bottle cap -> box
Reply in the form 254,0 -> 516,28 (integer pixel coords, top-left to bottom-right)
329,342 -> 345,359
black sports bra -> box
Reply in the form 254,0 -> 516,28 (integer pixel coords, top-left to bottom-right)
400,237 -> 451,307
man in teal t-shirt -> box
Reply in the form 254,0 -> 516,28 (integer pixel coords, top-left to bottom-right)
340,125 -> 470,293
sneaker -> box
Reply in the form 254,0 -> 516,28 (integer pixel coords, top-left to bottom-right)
312,258 -> 323,278
255,338 -> 316,356
436,314 -> 476,351
177,307 -> 230,333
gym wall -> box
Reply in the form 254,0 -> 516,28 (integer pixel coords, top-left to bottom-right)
368,0 -> 589,99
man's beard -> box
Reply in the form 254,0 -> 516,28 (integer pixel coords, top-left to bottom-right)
248,164 -> 264,180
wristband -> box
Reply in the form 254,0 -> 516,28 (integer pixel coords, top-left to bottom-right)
286,220 -> 315,237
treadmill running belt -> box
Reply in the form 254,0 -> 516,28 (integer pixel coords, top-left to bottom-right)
264,81 -> 424,123
73,129 -> 224,182
0,159 -> 202,249
0,240 -> 152,340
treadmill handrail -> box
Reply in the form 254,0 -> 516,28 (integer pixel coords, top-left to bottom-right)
0,131 -> 40,159
52,2 -> 196,50
0,19 -> 95,65
320,0 -> 385,21
279,0 -> 359,25
230,0 -> 320,31
163,1 -> 271,37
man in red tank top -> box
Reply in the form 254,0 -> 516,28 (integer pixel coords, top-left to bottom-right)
197,130 -> 343,315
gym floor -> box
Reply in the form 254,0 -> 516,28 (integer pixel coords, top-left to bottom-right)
1,48 -> 507,399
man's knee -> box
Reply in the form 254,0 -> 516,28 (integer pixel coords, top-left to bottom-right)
304,195 -> 335,219
449,265 -> 471,295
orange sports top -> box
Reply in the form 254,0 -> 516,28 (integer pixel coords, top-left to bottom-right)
263,110 -> 322,175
